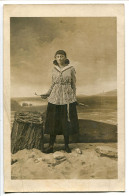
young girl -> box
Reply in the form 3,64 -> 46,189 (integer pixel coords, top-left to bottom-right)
41,50 -> 79,153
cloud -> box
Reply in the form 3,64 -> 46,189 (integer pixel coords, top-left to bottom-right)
11,17 -> 117,97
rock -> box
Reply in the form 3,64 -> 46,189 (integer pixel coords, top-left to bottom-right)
81,161 -> 85,165
75,148 -> 82,154
43,157 -> 55,164
52,152 -> 66,166
11,158 -> 18,165
34,158 -> 43,163
28,153 -> 35,158
95,146 -> 117,158
52,158 -> 66,166
53,152 -> 65,160
90,175 -> 95,178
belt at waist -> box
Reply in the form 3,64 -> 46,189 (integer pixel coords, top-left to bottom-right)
54,82 -> 71,85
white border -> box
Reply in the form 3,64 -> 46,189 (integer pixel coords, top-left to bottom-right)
0,0 -> 128,4
0,1 -> 128,195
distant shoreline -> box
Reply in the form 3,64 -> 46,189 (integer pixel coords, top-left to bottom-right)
11,89 -> 117,99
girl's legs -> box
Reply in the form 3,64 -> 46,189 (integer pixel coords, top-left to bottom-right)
64,135 -> 71,153
43,134 -> 71,153
49,134 -> 56,147
43,134 -> 56,153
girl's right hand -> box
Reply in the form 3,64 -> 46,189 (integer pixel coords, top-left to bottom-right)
40,93 -> 49,99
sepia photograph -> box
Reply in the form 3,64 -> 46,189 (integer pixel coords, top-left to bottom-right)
4,4 -> 125,192
10,16 -> 117,179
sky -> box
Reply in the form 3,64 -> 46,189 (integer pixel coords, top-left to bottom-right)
10,17 -> 117,97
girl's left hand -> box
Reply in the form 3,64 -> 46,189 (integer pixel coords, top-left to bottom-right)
40,93 -> 49,99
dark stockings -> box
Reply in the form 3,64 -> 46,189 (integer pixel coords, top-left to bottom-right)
64,135 -> 71,153
43,134 -> 71,153
49,134 -> 56,147
42,135 -> 56,153
64,135 -> 69,146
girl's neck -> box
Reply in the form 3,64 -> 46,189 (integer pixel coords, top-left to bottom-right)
58,63 -> 65,68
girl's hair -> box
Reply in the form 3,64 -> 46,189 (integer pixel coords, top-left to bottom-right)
53,50 -> 70,65
54,50 -> 67,57
53,59 -> 70,65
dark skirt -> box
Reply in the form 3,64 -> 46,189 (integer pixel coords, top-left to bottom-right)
44,102 -> 79,136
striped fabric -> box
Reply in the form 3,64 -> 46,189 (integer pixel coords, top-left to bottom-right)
47,65 -> 77,105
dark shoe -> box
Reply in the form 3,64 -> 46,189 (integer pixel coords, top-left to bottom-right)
43,146 -> 53,154
65,145 -> 71,153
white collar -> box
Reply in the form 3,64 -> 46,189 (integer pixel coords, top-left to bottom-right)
54,65 -> 73,72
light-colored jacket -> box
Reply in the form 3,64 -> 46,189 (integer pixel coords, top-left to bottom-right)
47,64 -> 77,105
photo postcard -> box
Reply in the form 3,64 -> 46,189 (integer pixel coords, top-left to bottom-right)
3,4 -> 125,192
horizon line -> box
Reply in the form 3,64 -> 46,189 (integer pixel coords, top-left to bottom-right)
11,89 -> 117,99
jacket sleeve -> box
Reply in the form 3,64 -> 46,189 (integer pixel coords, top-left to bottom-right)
46,68 -> 55,96
71,67 -> 76,95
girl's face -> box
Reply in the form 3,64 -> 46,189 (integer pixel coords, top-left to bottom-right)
55,54 -> 66,65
